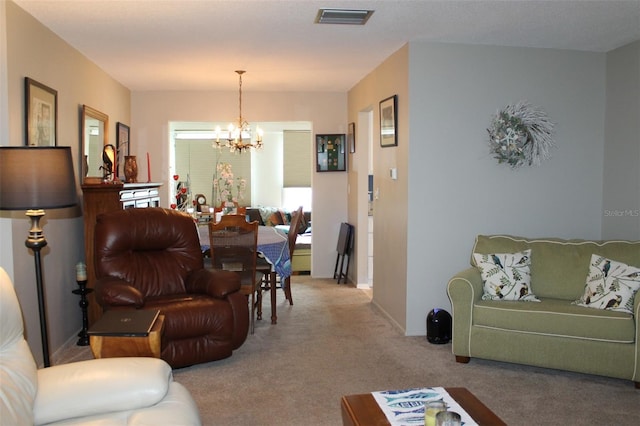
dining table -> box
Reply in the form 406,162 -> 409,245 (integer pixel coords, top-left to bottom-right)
198,224 -> 291,325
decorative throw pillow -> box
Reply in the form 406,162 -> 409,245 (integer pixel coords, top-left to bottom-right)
266,212 -> 284,226
574,254 -> 640,314
473,249 -> 539,301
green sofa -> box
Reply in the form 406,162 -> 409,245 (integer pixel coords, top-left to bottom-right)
447,235 -> 640,387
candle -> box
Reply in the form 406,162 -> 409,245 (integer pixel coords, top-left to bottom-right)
147,152 -> 151,182
424,401 -> 446,426
75,262 -> 87,282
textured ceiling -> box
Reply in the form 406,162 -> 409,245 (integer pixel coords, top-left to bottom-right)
13,0 -> 640,92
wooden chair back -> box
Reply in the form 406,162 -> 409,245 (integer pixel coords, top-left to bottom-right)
208,214 -> 261,333
287,206 -> 304,258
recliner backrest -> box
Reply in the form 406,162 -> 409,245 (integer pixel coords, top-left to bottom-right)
95,208 -> 204,297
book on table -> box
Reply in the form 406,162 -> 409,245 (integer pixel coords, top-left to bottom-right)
88,309 -> 160,337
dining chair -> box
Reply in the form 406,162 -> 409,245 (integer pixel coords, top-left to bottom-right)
283,206 -> 304,304
257,206 -> 303,307
209,215 -> 263,334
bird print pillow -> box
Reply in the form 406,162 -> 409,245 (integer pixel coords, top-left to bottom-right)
574,254 -> 640,314
473,249 -> 539,301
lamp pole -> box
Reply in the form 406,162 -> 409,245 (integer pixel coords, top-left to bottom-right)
25,209 -> 51,367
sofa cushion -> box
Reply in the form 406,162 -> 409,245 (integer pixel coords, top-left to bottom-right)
471,235 -> 640,300
574,254 -> 640,314
473,249 -> 539,301
474,297 -> 635,343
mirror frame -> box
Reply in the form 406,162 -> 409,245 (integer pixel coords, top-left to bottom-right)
81,105 -> 109,184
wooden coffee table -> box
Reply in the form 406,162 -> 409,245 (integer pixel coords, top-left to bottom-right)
341,387 -> 505,426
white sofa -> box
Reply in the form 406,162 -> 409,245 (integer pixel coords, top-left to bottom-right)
0,267 -> 201,425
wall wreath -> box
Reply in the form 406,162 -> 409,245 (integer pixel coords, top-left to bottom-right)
487,101 -> 556,169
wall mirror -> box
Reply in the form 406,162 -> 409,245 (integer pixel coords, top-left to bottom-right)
81,105 -> 109,183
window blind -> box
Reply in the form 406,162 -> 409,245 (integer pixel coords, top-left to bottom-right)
283,130 -> 312,187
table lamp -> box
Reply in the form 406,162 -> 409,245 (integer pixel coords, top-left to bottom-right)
0,146 -> 78,367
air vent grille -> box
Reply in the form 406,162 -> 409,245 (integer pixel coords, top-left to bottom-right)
315,9 -> 374,25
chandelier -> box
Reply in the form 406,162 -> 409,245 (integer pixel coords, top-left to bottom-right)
214,70 -> 263,153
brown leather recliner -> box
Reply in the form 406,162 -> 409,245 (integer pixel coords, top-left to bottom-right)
93,207 -> 249,368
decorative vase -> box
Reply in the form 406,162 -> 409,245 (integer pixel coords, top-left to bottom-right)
223,200 -> 236,215
124,155 -> 138,183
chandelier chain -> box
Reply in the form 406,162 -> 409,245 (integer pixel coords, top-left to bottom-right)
237,70 -> 244,124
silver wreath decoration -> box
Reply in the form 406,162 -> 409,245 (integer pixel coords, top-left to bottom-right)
487,101 -> 556,169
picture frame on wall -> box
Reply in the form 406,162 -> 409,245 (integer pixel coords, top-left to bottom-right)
25,77 -> 57,147
316,134 -> 346,172
379,94 -> 397,147
348,122 -> 356,153
116,122 -> 130,180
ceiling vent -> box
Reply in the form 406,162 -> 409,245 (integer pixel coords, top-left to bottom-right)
314,8 -> 374,25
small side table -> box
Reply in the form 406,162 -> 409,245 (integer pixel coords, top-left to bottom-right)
90,315 -> 164,359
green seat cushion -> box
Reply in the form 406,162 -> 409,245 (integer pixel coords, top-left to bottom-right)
474,297 -> 635,343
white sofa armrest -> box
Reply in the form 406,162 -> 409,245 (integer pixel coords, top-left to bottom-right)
128,382 -> 202,425
34,357 -> 172,425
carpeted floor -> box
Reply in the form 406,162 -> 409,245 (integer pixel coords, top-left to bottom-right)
57,276 -> 640,425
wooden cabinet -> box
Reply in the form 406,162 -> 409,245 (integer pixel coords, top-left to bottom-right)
81,182 -> 162,325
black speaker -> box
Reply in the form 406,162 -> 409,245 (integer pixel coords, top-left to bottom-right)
426,308 -> 452,344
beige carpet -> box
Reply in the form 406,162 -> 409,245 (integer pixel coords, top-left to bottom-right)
57,276 -> 640,425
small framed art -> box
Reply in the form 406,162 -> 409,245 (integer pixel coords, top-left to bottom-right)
117,122 -> 130,155
116,122 -> 130,180
316,134 -> 346,172
379,95 -> 397,147
348,122 -> 356,153
25,77 -> 57,146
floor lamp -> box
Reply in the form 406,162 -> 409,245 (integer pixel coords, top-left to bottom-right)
0,147 -> 78,367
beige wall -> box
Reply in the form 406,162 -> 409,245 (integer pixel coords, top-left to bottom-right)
1,0 -> 130,365
348,40 -> 629,336
131,90 -> 348,277
603,41 -> 640,239
348,45 -> 409,331
405,42 -> 609,335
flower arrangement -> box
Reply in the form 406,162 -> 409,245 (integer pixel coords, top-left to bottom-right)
213,162 -> 246,206
487,101 -> 555,169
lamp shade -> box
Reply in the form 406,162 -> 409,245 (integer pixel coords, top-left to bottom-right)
0,147 -> 78,210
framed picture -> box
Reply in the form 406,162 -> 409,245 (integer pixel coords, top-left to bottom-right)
379,95 -> 397,147
25,77 -> 57,146
316,134 -> 346,172
116,122 -> 130,180
348,122 -> 356,153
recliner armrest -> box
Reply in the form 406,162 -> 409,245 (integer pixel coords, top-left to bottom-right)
33,358 -> 172,425
186,268 -> 241,299
95,277 -> 145,307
